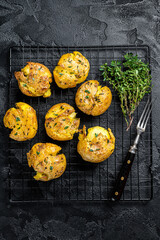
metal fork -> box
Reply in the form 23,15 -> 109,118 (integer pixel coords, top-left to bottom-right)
111,96 -> 153,201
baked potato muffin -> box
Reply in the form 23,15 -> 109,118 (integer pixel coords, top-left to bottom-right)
27,143 -> 66,181
45,103 -> 80,141
3,102 -> 38,141
53,51 -> 90,89
14,62 -> 52,97
75,80 -> 112,116
77,125 -> 115,163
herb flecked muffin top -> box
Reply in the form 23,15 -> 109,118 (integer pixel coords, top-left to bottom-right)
3,102 -> 38,141
27,143 -> 66,181
53,51 -> 90,89
75,80 -> 112,116
45,103 -> 80,141
15,62 -> 52,98
77,126 -> 115,163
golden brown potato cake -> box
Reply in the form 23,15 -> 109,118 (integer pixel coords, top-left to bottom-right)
15,62 -> 52,97
75,80 -> 112,116
77,126 -> 115,163
45,103 -> 80,141
27,143 -> 66,181
3,102 -> 38,141
53,51 -> 90,89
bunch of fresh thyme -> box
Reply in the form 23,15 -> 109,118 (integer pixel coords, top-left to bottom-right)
100,53 -> 152,130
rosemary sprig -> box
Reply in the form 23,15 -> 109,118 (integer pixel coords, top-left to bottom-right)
100,53 -> 152,130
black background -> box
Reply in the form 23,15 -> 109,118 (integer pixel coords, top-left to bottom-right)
0,0 -> 160,239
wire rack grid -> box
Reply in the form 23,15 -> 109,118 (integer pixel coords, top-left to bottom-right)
7,45 -> 152,202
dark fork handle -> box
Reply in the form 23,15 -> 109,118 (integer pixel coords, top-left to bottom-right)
111,151 -> 135,201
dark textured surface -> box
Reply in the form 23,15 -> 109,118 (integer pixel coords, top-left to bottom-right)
0,0 -> 160,239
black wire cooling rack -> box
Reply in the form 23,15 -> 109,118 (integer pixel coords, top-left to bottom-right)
7,45 -> 152,202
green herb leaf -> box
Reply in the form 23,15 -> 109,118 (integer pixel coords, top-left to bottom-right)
95,133 -> 98,137
78,60 -> 81,62
85,96 -> 89,99
59,73 -> 63,76
23,84 -> 27,87
64,126 -> 69,129
96,148 -> 100,151
50,166 -> 53,171
100,53 -> 152,130
54,123 -> 57,127
36,151 -> 40,155
17,127 -> 21,130
89,149 -> 93,152
68,66 -> 72,68
14,132 -> 18,135
62,119 -> 66,121
16,117 -> 20,122
85,90 -> 90,94
107,139 -> 109,144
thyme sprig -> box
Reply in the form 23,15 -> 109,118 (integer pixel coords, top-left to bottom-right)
100,53 -> 152,130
